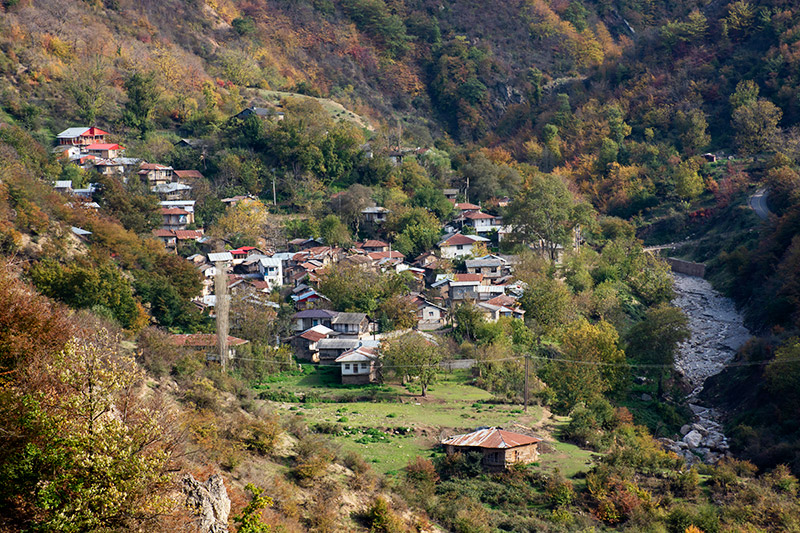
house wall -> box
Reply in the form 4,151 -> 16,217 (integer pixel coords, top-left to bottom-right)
443,443 -> 539,470
440,243 -> 473,259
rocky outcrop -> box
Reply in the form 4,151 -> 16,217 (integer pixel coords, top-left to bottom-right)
659,274 -> 750,465
182,474 -> 231,533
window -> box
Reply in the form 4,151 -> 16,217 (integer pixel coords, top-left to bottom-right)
360,363 -> 368,370
344,364 -> 350,370
457,245 -> 464,250
428,311 -> 434,317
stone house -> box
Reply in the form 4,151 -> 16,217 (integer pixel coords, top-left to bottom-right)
442,427 -> 541,471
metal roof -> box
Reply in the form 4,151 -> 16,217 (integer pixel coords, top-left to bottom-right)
332,312 -> 368,325
208,252 -> 234,262
442,428 -> 541,449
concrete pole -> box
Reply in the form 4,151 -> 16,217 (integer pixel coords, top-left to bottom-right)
214,261 -> 230,370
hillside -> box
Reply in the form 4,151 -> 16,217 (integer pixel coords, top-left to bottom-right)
2,0 -> 800,532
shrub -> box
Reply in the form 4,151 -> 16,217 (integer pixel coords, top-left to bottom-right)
365,496 -> 405,533
544,471 -> 576,508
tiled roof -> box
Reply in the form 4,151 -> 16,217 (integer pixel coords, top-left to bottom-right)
161,207 -> 189,215
442,428 -> 541,449
174,169 -> 204,179
440,234 -> 479,246
464,211 -> 495,220
86,143 -> 121,150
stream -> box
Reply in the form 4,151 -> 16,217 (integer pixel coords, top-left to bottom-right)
658,273 -> 752,464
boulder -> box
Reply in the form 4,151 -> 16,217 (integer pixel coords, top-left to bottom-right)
641,393 -> 653,401
680,424 -> 691,436
182,474 -> 230,533
683,430 -> 703,448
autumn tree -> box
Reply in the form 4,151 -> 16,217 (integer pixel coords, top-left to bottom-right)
732,99 -> 782,156
382,332 -> 442,396
1,330 -> 177,530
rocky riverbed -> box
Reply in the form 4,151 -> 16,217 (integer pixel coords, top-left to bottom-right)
659,273 -> 752,465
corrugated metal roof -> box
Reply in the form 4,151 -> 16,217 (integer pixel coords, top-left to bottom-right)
208,252 -> 234,262
442,427 -> 541,449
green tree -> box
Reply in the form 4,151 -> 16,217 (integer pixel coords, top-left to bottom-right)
626,305 -> 690,396
319,214 -> 352,247
234,484 -> 273,533
383,332 -> 442,397
94,173 -> 161,233
505,173 -> 589,261
541,319 -> 627,413
122,71 -> 160,137
732,99 -> 782,156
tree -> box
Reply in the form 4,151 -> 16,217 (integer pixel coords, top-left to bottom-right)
382,332 -> 442,397
66,55 -> 110,125
331,184 -> 374,233
626,305 -> 690,396
94,173 -> 161,233
732,99 -> 782,156
520,275 -> 575,336
122,71 -> 160,137
210,198 -> 279,247
540,319 -> 627,413
505,173 -> 588,261
234,484 -> 273,533
0,332 -> 176,531
319,214 -> 352,248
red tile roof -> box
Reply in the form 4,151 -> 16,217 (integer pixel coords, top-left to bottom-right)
300,330 -> 328,342
174,230 -> 204,240
367,250 -> 405,260
86,143 -> 122,150
464,211 -> 495,220
153,229 -> 175,238
455,202 -> 480,211
174,169 -> 204,179
441,234 -> 478,246
454,273 -> 483,282
442,428 -> 541,449
359,239 -> 388,248
161,207 -> 189,215
485,294 -> 517,307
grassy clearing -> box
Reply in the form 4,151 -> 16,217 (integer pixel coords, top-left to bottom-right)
262,367 -> 552,474
251,89 -> 374,131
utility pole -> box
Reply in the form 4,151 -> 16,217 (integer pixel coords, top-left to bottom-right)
212,253 -> 232,370
271,168 -> 277,206
524,352 -> 530,414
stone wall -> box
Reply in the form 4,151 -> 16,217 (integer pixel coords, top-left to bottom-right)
666,257 -> 706,278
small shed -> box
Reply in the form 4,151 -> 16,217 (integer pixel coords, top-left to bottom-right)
442,427 -> 541,471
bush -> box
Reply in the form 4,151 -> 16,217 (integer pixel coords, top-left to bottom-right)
365,496 -> 405,533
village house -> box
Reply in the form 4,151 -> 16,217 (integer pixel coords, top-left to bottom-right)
465,256 -> 510,279
160,207 -> 192,230
169,333 -> 249,363
288,237 -> 326,252
174,169 -> 205,183
86,143 -> 124,159
291,325 -> 336,362
406,293 -> 448,330
221,195 -> 252,206
462,211 -> 499,233
54,180 -> 73,194
257,257 -> 283,289
357,239 -> 389,253
447,273 -> 487,302
335,346 -> 379,384
57,126 -> 108,147
361,206 -> 390,224
292,309 -> 338,332
152,182 -> 192,201
441,427 -> 541,471
454,202 -> 481,213
317,337 -> 362,364
152,229 -> 204,250
438,233 -> 490,259
443,188 -> 459,201
138,162 -> 174,186
331,312 -> 371,337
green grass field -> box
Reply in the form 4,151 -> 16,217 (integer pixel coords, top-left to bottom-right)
259,366 -> 600,476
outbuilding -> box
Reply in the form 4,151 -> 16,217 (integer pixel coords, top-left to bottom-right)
441,427 -> 541,471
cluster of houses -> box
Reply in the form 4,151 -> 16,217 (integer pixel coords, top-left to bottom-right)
50,121 -> 538,387
51,126 -> 208,248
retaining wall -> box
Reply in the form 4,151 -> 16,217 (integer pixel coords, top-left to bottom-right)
666,257 -> 706,278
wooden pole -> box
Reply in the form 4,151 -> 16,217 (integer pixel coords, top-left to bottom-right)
215,260 -> 230,370
524,353 -> 529,414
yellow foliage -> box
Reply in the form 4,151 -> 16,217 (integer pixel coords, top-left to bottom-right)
42,34 -> 73,60
685,526 -> 704,533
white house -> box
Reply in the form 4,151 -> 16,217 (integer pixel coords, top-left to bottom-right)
437,233 -> 490,259
335,346 -> 379,385
258,257 -> 283,290
362,206 -> 390,224
463,211 -> 499,233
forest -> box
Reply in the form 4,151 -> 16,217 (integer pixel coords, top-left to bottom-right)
1,0 -> 800,531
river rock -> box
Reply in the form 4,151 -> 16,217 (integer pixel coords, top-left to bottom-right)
680,424 -> 691,436
683,430 -> 703,448
641,393 -> 653,401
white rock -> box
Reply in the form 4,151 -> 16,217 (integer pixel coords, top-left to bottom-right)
683,430 -> 703,448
